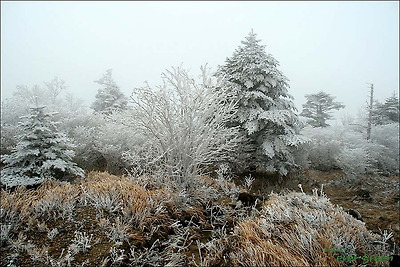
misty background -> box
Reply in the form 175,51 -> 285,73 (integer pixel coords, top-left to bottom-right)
1,1 -> 399,121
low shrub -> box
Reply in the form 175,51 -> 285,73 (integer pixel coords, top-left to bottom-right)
300,124 -> 399,175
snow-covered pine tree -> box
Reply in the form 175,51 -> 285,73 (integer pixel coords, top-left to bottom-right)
383,94 -> 399,123
91,69 -> 128,114
216,30 -> 306,175
1,106 -> 84,187
372,94 -> 399,125
300,91 -> 345,127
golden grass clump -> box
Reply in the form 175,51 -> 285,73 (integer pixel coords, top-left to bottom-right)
1,179 -> 79,223
80,171 -> 170,230
203,190 -> 388,267
2,172 -> 395,267
1,186 -> 37,223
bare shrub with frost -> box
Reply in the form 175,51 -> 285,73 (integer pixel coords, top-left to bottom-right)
69,231 -> 93,254
70,122 -> 105,172
198,223 -> 231,266
4,253 -> 19,267
93,115 -> 134,174
205,203 -> 229,229
47,228 -> 59,240
45,248 -> 74,267
215,164 -> 239,199
129,240 -> 163,267
122,65 -> 243,187
300,126 -> 343,171
9,233 -> 33,253
69,111 -> 135,175
188,176 -> 221,206
370,123 -> 399,174
36,221 -> 49,232
108,247 -> 126,266
373,229 -> 394,254
301,124 -> 399,174
243,174 -> 255,192
162,218 -> 200,266
99,217 -> 130,244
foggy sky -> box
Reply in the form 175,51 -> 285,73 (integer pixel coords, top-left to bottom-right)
1,1 -> 399,120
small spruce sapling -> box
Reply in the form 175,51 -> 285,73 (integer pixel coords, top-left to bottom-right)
1,106 -> 84,187
91,69 -> 128,115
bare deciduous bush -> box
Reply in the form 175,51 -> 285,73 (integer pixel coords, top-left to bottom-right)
300,124 -> 399,174
122,66 -> 243,187
69,113 -> 133,175
214,164 -> 240,199
370,123 -> 400,174
70,124 -> 106,172
243,174 -> 255,192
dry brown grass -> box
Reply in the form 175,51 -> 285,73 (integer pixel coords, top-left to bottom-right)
1,172 -> 176,266
1,179 -> 79,226
203,190 -> 392,266
1,171 -> 397,266
284,170 -> 400,244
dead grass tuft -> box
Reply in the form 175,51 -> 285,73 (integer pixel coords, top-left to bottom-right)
202,190 -> 392,266
1,171 -> 397,267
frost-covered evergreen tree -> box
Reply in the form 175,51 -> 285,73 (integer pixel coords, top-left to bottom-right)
216,30 -> 306,175
384,95 -> 400,123
91,69 -> 128,114
1,106 -> 84,187
372,94 -> 399,125
300,91 -> 345,127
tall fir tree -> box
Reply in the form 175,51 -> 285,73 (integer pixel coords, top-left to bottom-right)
383,94 -> 400,123
91,69 -> 128,114
372,94 -> 399,125
1,106 -> 84,187
300,91 -> 345,127
216,30 -> 306,175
